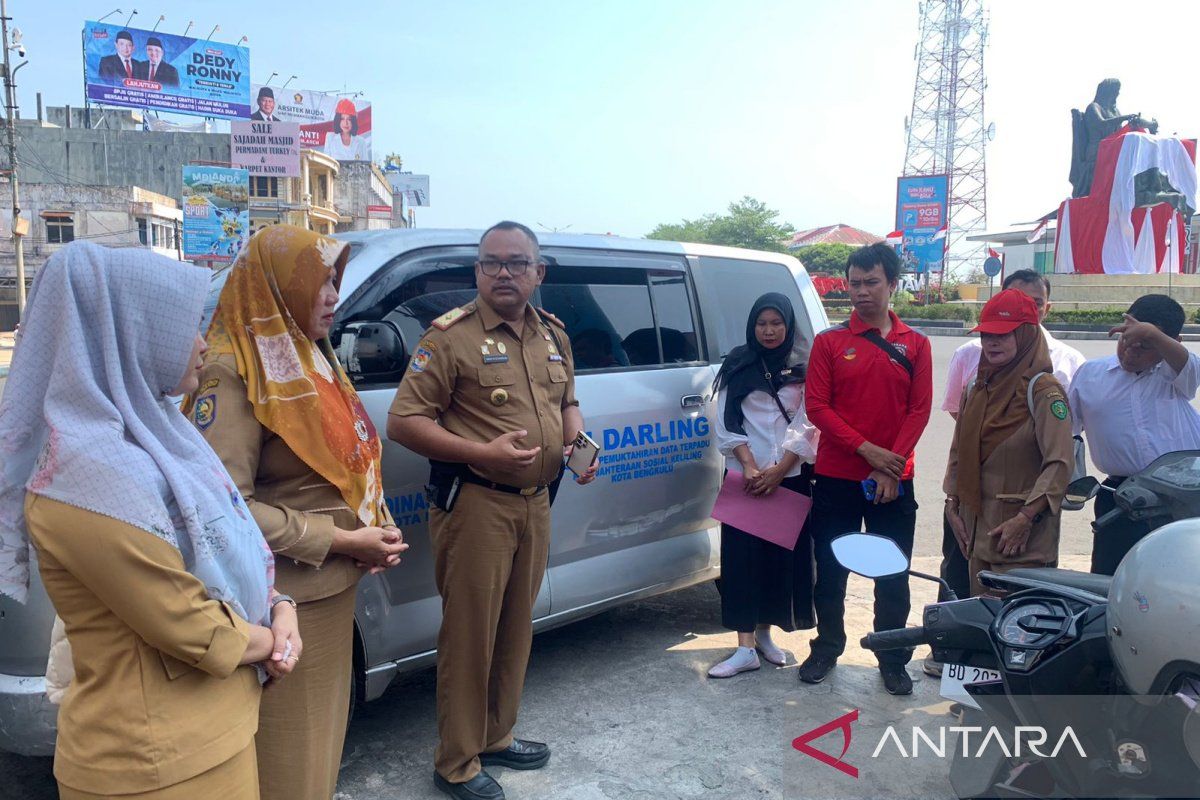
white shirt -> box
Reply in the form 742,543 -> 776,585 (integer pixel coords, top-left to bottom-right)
941,327 -> 1087,413
1067,352 -> 1200,477
715,383 -> 818,478
323,133 -> 368,161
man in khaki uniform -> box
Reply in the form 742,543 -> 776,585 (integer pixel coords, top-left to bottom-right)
388,221 -> 597,800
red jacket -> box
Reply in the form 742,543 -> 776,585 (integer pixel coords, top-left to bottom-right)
806,310 -> 933,481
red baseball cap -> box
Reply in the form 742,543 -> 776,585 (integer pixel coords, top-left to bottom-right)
971,288 -> 1039,335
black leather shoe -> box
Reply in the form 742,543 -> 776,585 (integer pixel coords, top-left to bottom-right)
479,738 -> 551,770
880,665 -> 914,695
797,653 -> 837,684
434,770 -> 505,800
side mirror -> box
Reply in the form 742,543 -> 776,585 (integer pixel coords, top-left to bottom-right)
1066,476 -> 1100,505
335,321 -> 408,385
831,533 -> 910,579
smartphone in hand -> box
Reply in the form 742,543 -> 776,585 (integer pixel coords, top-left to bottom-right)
566,431 -> 601,477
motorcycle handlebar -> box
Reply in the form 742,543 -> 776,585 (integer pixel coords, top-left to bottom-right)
860,626 -> 929,652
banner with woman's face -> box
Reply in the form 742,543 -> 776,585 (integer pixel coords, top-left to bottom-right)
250,84 -> 373,161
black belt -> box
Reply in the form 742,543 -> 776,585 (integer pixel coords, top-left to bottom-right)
460,469 -> 547,497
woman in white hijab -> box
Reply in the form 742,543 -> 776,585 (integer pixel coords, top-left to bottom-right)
0,243 -> 299,799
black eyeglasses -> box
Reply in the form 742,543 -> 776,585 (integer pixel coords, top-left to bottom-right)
477,258 -> 536,277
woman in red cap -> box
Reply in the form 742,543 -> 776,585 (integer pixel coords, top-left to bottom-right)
943,289 -> 1075,596
324,99 -> 368,160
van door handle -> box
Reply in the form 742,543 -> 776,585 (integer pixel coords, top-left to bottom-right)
680,394 -> 705,409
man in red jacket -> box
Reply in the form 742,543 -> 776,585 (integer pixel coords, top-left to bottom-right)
799,243 -> 933,695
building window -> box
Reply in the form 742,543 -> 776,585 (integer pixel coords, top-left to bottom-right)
138,218 -> 149,245
251,177 -> 279,198
315,174 -> 329,205
152,221 -> 175,250
44,214 -> 75,244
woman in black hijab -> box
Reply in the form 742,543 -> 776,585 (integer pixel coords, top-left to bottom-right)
708,293 -> 818,678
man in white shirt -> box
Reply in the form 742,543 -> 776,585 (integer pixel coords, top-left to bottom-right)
924,270 -> 1085,678
1068,294 -> 1200,575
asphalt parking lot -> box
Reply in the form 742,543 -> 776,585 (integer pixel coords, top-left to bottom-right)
3,336 -> 1197,800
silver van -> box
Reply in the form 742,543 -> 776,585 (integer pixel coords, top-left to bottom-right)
0,230 -> 827,755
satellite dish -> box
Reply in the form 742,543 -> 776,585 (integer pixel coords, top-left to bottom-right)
986,122 -> 996,141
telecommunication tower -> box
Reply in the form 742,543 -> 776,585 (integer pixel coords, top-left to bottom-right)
902,0 -> 991,278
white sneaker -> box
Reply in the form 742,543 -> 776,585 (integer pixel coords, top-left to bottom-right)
922,654 -> 943,677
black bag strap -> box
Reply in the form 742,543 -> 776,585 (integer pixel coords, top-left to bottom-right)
758,357 -> 793,425
840,320 -> 914,378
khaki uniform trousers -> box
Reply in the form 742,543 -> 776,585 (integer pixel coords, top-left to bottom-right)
431,481 -> 551,784
257,584 -> 358,800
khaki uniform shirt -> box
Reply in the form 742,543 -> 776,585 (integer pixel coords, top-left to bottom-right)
194,354 -> 361,603
388,299 -> 578,489
27,494 -> 260,795
944,377 -> 1075,564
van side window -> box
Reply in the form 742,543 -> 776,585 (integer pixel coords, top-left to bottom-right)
692,256 -> 813,360
538,265 -> 700,371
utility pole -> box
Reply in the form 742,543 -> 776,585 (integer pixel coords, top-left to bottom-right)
1,0 -> 26,318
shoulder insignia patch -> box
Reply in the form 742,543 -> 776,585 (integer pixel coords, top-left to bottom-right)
193,394 -> 217,431
432,304 -> 475,331
410,347 -> 434,373
537,307 -> 566,329
1050,399 -> 1069,420
197,378 -> 220,395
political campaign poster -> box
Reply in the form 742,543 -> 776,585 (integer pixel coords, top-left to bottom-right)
230,121 -> 301,177
250,85 -> 372,161
895,174 -> 950,274
388,173 -> 431,207
83,21 -> 251,119
182,166 -> 250,262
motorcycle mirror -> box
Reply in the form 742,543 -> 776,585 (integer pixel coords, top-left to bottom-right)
831,533 -> 910,579
1066,476 -> 1101,505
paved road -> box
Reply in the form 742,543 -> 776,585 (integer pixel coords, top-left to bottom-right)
4,336 -> 1197,800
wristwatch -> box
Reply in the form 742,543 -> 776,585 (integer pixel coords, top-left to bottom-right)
270,593 -> 298,613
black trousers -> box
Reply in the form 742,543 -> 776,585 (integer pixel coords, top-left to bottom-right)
810,475 -> 918,666
1091,476 -> 1155,576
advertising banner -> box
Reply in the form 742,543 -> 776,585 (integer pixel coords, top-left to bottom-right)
388,173 -> 431,207
895,174 -> 949,274
250,84 -> 372,161
83,21 -> 250,119
230,121 -> 301,177
182,166 -> 249,262
367,204 -> 393,219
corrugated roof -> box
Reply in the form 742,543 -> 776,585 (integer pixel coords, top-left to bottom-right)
788,223 -> 883,249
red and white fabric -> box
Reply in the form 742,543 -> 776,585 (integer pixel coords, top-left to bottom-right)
1054,126 -> 1197,274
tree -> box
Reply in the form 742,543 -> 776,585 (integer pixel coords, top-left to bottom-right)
792,242 -> 856,275
646,196 -> 795,253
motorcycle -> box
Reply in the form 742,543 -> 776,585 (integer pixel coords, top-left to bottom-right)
832,449 -> 1200,799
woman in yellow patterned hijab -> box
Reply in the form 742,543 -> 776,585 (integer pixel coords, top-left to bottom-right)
203,224 -> 388,526
189,224 -> 405,800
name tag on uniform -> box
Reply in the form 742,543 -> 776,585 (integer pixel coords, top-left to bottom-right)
483,354 -> 509,364
548,354 -> 563,362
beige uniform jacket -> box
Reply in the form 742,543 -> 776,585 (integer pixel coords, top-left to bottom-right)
194,354 -> 361,603
26,494 -> 260,795
944,376 -> 1075,564
388,299 -> 579,489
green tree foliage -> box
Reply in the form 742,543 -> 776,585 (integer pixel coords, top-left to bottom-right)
792,242 -> 856,275
647,196 -> 795,253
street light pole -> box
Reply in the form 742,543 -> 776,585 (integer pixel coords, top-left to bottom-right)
0,0 -> 25,319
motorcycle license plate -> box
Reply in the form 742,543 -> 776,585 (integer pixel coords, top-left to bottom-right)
940,663 -> 1001,710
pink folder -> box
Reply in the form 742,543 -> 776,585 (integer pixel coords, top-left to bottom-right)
711,470 -> 812,551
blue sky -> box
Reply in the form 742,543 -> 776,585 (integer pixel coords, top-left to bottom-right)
12,1 -> 1200,239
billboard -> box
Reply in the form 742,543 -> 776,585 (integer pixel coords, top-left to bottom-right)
83,21 -> 251,119
182,166 -> 249,262
388,173 -> 430,207
895,174 -> 949,273
231,121 -> 301,177
250,85 -> 372,161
